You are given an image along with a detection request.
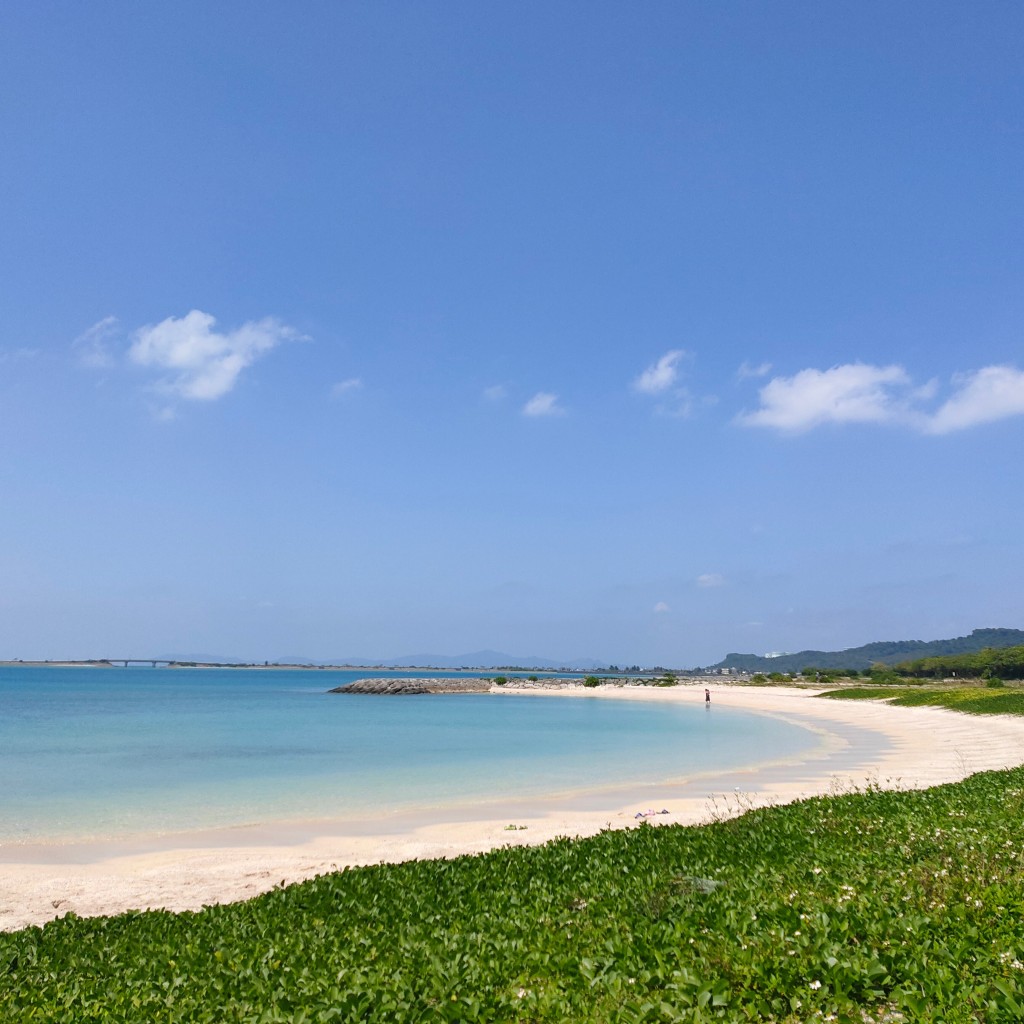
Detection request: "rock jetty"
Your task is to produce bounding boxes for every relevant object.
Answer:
[328,677,495,695]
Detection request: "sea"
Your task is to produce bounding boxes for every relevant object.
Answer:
[0,665,836,846]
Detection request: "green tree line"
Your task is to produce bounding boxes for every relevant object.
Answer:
[895,644,1024,680]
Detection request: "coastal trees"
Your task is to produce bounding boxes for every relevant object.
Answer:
[896,645,1024,681]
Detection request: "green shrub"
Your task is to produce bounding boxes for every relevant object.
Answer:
[582,675,601,687]
[868,668,902,685]
[493,676,508,686]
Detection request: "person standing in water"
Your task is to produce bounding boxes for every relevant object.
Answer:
[705,687,711,706]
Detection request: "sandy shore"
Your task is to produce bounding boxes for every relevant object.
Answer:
[4,683,1024,932]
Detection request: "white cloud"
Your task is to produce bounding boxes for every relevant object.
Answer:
[0,346,39,364]
[633,350,703,417]
[522,391,565,417]
[633,350,686,394]
[128,310,298,400]
[73,316,119,367]
[738,361,1024,435]
[924,365,1024,435]
[664,388,694,418]
[653,601,670,613]
[737,363,912,432]
[737,360,772,380]
[696,573,726,588]
[331,377,363,398]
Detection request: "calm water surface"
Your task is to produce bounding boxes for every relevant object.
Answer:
[0,666,821,843]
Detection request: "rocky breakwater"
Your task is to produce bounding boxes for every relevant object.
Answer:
[328,677,495,695]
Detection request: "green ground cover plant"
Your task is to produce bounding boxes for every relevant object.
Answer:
[6,768,1024,1022]
[819,687,1024,716]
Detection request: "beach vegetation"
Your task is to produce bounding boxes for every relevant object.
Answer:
[7,768,1024,1021]
[868,665,903,684]
[805,646,1024,686]
[819,686,1024,716]
[582,675,602,687]
[894,644,1024,681]
[492,676,508,686]
[710,628,1024,676]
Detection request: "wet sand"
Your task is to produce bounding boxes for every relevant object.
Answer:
[4,684,1024,932]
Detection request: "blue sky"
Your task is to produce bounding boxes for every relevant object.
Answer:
[1,2,1022,666]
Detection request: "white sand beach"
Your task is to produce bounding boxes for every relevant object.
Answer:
[4,683,1024,932]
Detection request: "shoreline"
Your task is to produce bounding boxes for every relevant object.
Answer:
[0,661,589,672]
[4,683,1024,932]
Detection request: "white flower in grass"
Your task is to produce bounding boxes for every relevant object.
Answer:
[809,980,822,990]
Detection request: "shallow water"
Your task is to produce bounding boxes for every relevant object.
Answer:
[0,666,822,843]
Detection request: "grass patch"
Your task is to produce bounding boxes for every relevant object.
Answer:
[819,686,1024,716]
[6,770,1024,1021]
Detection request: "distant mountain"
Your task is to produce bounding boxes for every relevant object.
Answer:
[710,628,1024,674]
[154,650,607,670]
[156,652,249,665]
[331,650,609,671]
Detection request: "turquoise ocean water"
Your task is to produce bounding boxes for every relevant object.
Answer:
[0,666,826,845]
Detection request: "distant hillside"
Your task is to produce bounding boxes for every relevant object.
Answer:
[155,650,608,670]
[711,628,1024,674]
[332,650,609,671]
[156,652,248,665]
